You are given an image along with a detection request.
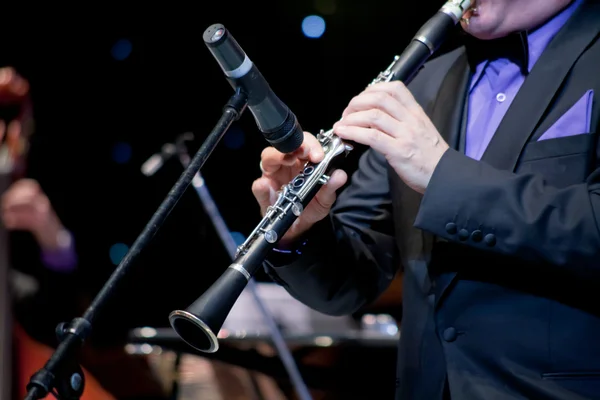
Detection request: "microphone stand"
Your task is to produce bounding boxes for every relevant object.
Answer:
[172,134,312,400]
[24,88,248,400]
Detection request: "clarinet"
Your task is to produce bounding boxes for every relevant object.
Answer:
[231,44,418,260]
[169,0,473,354]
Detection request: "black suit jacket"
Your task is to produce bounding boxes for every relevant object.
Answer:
[266,2,600,399]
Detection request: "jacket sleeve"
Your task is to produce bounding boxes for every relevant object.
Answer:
[265,148,399,316]
[414,148,600,277]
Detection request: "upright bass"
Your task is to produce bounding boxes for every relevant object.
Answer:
[0,145,14,400]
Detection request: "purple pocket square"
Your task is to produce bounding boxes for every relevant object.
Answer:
[538,89,594,141]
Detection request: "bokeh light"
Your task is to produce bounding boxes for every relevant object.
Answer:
[230,231,246,246]
[111,39,132,60]
[302,15,326,39]
[109,243,129,265]
[112,141,132,164]
[223,126,245,150]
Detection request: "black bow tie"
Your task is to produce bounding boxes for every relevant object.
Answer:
[464,31,530,74]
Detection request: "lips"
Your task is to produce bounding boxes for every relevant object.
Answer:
[464,1,478,19]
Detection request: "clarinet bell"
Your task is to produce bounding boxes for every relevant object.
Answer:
[169,266,249,353]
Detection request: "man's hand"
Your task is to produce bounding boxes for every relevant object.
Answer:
[1,179,69,251]
[332,81,449,194]
[252,132,347,246]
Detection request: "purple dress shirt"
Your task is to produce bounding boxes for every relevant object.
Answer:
[465,0,587,161]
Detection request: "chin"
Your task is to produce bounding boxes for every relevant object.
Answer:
[462,25,503,40]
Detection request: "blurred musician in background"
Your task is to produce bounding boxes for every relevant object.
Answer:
[254,0,600,399]
[0,66,114,399]
[0,66,168,400]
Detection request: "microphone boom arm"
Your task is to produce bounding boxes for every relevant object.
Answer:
[24,88,249,400]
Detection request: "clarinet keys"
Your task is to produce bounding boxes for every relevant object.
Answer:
[286,132,352,201]
[237,130,352,258]
[264,230,278,243]
[292,202,303,216]
[303,165,315,175]
[292,176,305,189]
[319,174,330,184]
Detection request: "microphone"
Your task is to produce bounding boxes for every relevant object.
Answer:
[203,24,303,153]
[140,143,177,177]
[141,133,195,176]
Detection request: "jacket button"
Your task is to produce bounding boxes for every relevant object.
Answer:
[484,234,497,247]
[442,327,457,342]
[458,229,469,241]
[471,230,483,242]
[445,222,457,234]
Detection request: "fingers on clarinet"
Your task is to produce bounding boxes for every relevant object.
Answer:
[313,169,348,214]
[251,177,274,214]
[325,169,348,192]
[278,131,323,165]
[301,131,325,163]
[260,147,295,174]
[261,132,324,174]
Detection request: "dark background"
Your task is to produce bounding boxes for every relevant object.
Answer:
[1,0,460,344]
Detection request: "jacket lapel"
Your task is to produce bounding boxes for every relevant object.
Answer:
[480,0,600,171]
[424,51,471,303]
[429,50,471,151]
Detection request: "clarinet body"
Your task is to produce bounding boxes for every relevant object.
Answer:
[168,130,352,352]
[169,0,473,353]
[235,131,353,263]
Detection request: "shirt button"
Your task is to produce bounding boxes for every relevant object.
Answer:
[496,93,507,102]
[442,327,458,342]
